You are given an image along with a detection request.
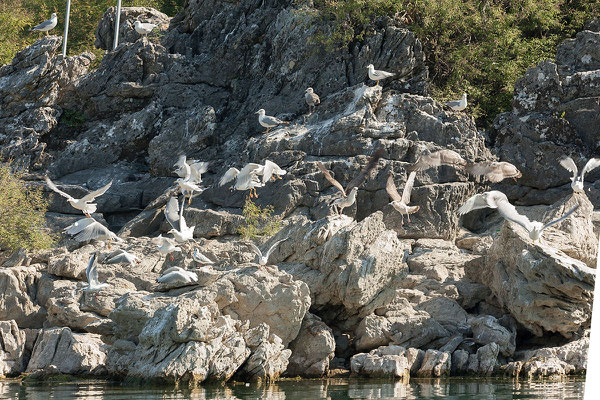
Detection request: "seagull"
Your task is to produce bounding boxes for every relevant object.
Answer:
[174,155,209,184]
[261,160,287,183]
[458,190,580,243]
[192,248,215,265]
[164,197,195,243]
[255,109,289,133]
[85,253,109,291]
[134,20,157,38]
[445,93,468,111]
[64,217,122,248]
[407,149,466,172]
[157,266,198,284]
[560,156,600,193]
[104,249,141,265]
[30,13,57,36]
[317,147,385,215]
[175,161,205,205]
[386,170,420,224]
[465,161,522,183]
[367,64,395,86]
[305,87,320,114]
[246,238,287,266]
[152,235,182,262]
[45,177,112,217]
[219,163,265,198]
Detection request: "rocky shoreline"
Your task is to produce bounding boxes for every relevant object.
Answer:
[0,1,597,384]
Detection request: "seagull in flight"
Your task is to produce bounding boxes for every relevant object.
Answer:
[407,149,466,172]
[261,160,287,183]
[386,170,420,224]
[246,238,287,266]
[64,217,122,248]
[465,161,522,183]
[164,197,195,243]
[367,64,395,86]
[317,147,384,216]
[219,163,264,198]
[458,190,580,243]
[46,177,112,217]
[560,156,600,193]
[85,252,109,291]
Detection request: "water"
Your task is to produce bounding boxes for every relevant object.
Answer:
[0,378,585,399]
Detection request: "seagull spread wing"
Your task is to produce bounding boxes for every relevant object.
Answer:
[493,194,533,232]
[262,160,276,183]
[581,158,600,179]
[458,191,504,215]
[64,217,96,235]
[80,181,112,202]
[346,147,385,192]
[73,220,116,242]
[164,197,181,231]
[385,172,402,202]
[46,177,74,200]
[219,167,239,186]
[465,162,490,177]
[86,253,99,286]
[317,161,346,196]
[246,242,263,258]
[174,155,187,170]
[542,204,580,231]
[560,157,578,181]
[189,161,209,183]
[401,171,417,204]
[264,238,287,261]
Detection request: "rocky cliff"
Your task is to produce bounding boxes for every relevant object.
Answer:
[0,1,596,382]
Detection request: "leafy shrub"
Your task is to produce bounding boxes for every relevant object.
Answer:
[237,198,282,240]
[0,163,54,251]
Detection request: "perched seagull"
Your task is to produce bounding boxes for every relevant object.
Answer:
[445,93,468,111]
[104,249,141,265]
[134,20,157,38]
[305,87,320,114]
[560,156,600,193]
[255,109,289,133]
[386,171,420,224]
[164,197,195,243]
[407,149,466,172]
[64,218,122,248]
[85,253,109,291]
[317,147,385,215]
[367,64,395,86]
[458,190,580,243]
[192,248,215,265]
[157,267,198,284]
[45,177,112,217]
[219,163,265,198]
[30,13,57,36]
[261,160,287,183]
[465,161,522,183]
[152,235,182,262]
[247,238,287,266]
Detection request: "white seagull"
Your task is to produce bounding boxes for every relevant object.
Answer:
[465,161,522,183]
[407,149,466,172]
[30,13,57,36]
[46,177,112,217]
[305,87,320,114]
[367,64,395,86]
[386,170,420,224]
[247,238,287,266]
[64,218,122,248]
[261,160,287,183]
[458,190,580,243]
[85,253,109,291]
[152,235,182,261]
[192,248,215,265]
[445,93,468,111]
[255,109,289,133]
[164,197,195,243]
[219,163,265,198]
[134,20,157,38]
[560,156,600,193]
[174,155,209,183]
[157,266,198,284]
[175,160,205,205]
[104,249,141,265]
[317,147,384,216]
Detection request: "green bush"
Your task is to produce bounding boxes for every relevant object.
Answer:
[0,163,54,251]
[0,0,185,66]
[313,0,600,126]
[237,198,282,240]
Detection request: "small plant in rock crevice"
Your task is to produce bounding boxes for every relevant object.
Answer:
[237,197,282,240]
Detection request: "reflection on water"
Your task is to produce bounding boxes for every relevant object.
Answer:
[0,378,585,399]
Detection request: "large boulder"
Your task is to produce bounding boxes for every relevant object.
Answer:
[0,266,46,328]
[0,320,26,377]
[286,313,335,378]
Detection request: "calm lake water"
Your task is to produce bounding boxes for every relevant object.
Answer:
[0,378,585,399]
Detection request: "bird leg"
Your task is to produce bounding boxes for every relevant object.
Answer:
[188,194,192,205]
[376,80,379,87]
[170,253,174,261]
[265,127,271,133]
[84,212,92,218]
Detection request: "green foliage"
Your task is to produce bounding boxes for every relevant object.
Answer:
[0,163,54,252]
[237,198,282,240]
[0,0,185,66]
[60,108,86,127]
[313,0,600,126]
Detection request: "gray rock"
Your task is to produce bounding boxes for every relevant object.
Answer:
[470,315,515,357]
[451,349,469,375]
[0,266,46,328]
[415,349,451,377]
[286,313,335,378]
[95,7,170,51]
[466,343,499,376]
[0,320,26,377]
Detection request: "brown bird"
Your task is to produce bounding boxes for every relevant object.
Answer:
[305,87,320,114]
[386,170,420,225]
[317,147,385,215]
[465,161,522,183]
[407,149,466,172]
